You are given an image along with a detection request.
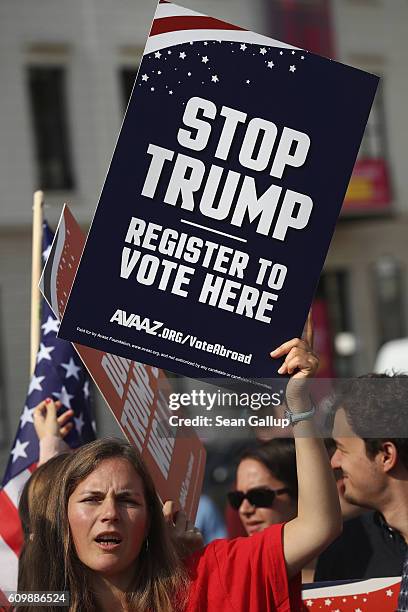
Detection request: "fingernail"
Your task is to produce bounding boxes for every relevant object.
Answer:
[270,349,277,355]
[45,397,52,404]
[277,366,284,374]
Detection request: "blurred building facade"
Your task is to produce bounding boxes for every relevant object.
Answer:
[0,0,407,469]
[275,0,408,379]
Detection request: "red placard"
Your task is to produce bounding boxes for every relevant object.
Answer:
[40,205,206,520]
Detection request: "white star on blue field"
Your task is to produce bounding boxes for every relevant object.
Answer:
[137,41,308,105]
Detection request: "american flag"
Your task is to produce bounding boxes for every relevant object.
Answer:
[0,221,95,594]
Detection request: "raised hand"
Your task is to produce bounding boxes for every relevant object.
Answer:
[163,500,204,558]
[270,311,318,409]
[33,398,74,440]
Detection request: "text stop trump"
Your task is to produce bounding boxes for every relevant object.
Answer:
[141,96,313,241]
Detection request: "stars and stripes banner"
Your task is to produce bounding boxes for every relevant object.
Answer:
[57,0,379,387]
[145,0,298,53]
[0,221,95,594]
[301,576,401,611]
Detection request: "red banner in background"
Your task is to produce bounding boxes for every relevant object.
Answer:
[342,159,392,214]
[269,0,334,57]
[312,298,335,378]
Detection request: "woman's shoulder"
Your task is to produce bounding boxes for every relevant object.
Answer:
[183,524,296,612]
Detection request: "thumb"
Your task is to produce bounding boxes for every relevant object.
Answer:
[163,500,175,523]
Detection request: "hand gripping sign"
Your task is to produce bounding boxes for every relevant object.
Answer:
[40,205,206,520]
[57,1,379,385]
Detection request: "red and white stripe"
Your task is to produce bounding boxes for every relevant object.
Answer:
[144,0,298,55]
[303,576,401,599]
[302,576,401,611]
[0,466,35,593]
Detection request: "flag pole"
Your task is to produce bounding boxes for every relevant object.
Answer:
[30,190,44,376]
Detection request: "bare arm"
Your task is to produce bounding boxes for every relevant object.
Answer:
[271,316,342,579]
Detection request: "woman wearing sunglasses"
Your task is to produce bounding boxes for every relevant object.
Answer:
[229,438,298,536]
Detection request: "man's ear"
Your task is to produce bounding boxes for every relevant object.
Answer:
[379,441,398,473]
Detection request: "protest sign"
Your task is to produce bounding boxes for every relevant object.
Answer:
[301,576,401,610]
[40,204,206,520]
[58,0,379,384]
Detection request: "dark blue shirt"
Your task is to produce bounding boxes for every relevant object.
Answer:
[315,511,406,582]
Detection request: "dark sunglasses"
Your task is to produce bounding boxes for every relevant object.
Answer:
[227,486,291,510]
